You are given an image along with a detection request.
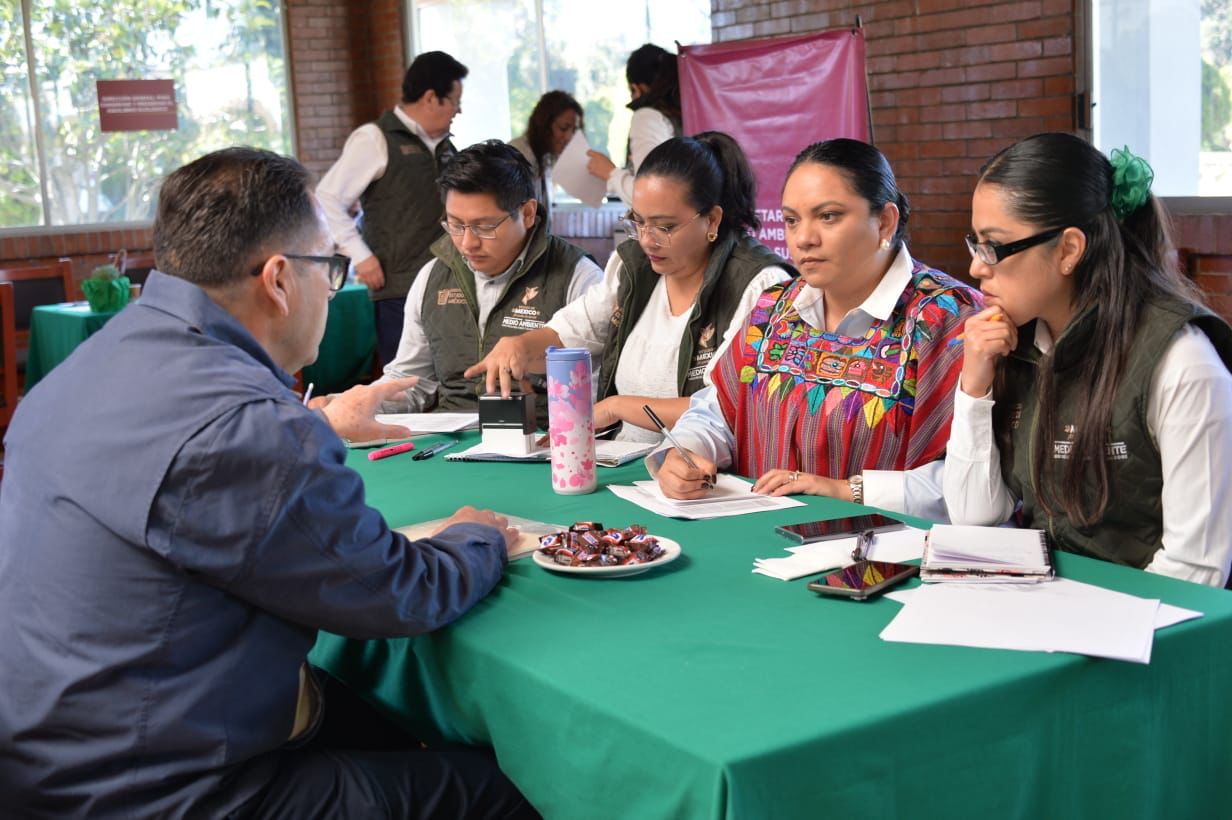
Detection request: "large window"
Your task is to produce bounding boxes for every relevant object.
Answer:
[408,0,710,167]
[1092,0,1232,196]
[0,0,294,230]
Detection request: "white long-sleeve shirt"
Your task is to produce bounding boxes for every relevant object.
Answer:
[316,107,447,266]
[375,251,603,411]
[943,322,1232,587]
[644,246,952,522]
[605,107,677,207]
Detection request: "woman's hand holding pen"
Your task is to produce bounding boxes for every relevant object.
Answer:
[959,307,1017,398]
[658,448,717,500]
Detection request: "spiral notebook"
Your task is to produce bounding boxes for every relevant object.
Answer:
[920,525,1054,583]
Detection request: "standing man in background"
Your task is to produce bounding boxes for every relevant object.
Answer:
[318,50,468,365]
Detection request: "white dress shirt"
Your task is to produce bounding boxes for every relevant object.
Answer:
[375,249,603,411]
[316,107,447,265]
[605,108,677,207]
[646,246,952,522]
[943,322,1232,587]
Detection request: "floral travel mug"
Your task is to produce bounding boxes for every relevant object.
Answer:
[545,347,596,495]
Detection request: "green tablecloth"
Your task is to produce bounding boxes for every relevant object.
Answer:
[24,302,120,388]
[311,436,1232,819]
[24,283,375,394]
[300,282,376,394]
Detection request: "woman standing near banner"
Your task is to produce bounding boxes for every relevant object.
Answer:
[652,139,981,520]
[586,43,682,207]
[465,132,792,442]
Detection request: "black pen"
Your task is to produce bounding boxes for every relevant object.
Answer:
[411,440,457,461]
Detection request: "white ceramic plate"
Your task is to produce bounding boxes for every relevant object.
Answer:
[532,536,682,577]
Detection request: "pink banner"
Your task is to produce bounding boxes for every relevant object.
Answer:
[679,29,870,259]
[97,79,178,132]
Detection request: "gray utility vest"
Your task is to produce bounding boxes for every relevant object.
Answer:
[359,110,456,302]
[1000,298,1232,575]
[597,233,791,402]
[420,217,586,427]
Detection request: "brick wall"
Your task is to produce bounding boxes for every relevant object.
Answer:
[710,0,1232,320]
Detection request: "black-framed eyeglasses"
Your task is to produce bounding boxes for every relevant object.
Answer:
[964,227,1063,266]
[621,211,704,247]
[284,253,350,296]
[441,213,514,241]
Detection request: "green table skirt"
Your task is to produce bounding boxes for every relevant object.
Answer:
[301,282,376,394]
[25,303,120,388]
[311,435,1232,819]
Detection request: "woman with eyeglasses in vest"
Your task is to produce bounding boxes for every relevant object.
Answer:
[466,132,793,443]
[945,132,1232,587]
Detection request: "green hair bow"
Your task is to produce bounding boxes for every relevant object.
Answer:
[1109,146,1154,220]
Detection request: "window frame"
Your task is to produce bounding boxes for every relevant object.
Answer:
[0,0,298,236]
[1080,0,1232,213]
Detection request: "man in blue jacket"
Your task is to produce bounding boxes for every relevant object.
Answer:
[0,147,536,818]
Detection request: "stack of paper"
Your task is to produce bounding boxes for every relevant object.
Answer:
[921,524,1053,582]
[753,528,926,580]
[607,474,806,520]
[879,578,1203,664]
[375,412,479,433]
[395,513,564,560]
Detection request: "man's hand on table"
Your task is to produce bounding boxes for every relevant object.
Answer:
[434,507,520,557]
[318,378,417,443]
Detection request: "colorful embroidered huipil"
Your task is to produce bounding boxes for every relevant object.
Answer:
[713,261,980,480]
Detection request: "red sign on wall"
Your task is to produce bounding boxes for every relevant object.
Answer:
[97,79,178,132]
[679,30,870,260]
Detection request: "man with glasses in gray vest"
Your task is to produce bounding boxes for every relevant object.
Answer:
[344,140,602,427]
[318,51,468,367]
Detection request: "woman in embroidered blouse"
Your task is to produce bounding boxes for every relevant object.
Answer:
[653,139,981,520]
[943,133,1232,586]
[465,132,792,442]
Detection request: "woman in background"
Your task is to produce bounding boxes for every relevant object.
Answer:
[467,132,792,443]
[509,90,583,221]
[653,139,981,520]
[586,43,681,207]
[944,132,1232,586]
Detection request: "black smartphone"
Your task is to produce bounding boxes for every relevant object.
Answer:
[775,513,904,545]
[806,560,918,601]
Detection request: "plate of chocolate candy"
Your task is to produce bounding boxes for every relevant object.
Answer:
[533,521,681,577]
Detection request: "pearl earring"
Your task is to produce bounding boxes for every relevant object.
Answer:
[880,238,892,251]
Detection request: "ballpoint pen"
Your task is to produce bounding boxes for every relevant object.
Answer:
[411,440,457,461]
[642,405,713,488]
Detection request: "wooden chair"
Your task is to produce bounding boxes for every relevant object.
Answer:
[0,281,18,431]
[119,249,157,287]
[0,258,76,351]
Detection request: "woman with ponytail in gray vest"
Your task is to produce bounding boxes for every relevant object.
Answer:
[945,132,1232,587]
[466,132,793,443]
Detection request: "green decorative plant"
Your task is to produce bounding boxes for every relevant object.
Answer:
[81,262,131,313]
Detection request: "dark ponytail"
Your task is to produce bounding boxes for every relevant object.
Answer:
[636,131,760,239]
[786,138,910,247]
[977,132,1202,527]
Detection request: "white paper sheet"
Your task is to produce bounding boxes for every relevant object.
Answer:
[883,580,1203,632]
[880,578,1167,663]
[396,513,564,560]
[607,474,806,520]
[445,439,654,467]
[553,131,608,208]
[754,528,927,581]
[375,413,479,433]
